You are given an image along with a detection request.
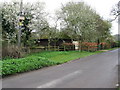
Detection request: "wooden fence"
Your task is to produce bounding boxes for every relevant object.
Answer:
[29,45,75,53]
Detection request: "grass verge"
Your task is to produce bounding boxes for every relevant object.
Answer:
[28,51,104,63]
[1,50,110,76]
[104,47,119,50]
[2,57,59,76]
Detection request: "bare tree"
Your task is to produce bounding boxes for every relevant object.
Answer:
[110,1,120,21]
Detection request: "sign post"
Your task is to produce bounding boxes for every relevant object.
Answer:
[18,0,24,47]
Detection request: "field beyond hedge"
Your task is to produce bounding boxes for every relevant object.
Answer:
[2,50,105,76]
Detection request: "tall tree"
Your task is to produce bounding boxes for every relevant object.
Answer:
[2,1,47,47]
[2,2,19,44]
[57,2,98,50]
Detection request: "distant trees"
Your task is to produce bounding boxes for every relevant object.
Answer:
[110,1,120,21]
[56,2,112,51]
[110,1,120,22]
[1,0,114,57]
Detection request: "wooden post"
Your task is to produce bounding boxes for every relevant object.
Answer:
[54,46,56,51]
[58,46,59,51]
[64,46,66,51]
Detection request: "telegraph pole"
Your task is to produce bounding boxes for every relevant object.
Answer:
[18,0,23,47]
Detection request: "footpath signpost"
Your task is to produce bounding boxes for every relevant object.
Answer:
[18,0,24,47]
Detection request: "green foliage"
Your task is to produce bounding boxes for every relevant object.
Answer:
[2,2,18,44]
[1,1,47,47]
[58,2,97,41]
[2,56,58,76]
[57,2,112,44]
[27,51,104,63]
[115,41,120,47]
[2,50,104,76]
[21,15,32,46]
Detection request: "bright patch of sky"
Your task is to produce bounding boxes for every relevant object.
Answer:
[1,0,119,35]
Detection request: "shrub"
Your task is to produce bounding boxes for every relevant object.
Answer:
[115,41,120,47]
[2,44,26,59]
[2,57,58,76]
[82,42,98,51]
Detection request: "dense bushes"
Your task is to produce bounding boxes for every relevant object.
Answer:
[2,43,26,59]
[81,42,112,51]
[114,41,120,47]
[2,57,59,76]
[81,42,98,52]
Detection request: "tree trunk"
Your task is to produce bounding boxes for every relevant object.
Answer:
[78,36,83,52]
[54,40,57,51]
[64,45,66,51]
[78,40,81,52]
[48,38,51,51]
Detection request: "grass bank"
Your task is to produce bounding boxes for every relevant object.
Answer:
[2,50,106,76]
[28,51,104,63]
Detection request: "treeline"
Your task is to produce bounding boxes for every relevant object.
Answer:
[1,1,115,58]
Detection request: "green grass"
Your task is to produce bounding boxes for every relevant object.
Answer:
[103,47,119,51]
[27,50,104,63]
[1,50,107,76]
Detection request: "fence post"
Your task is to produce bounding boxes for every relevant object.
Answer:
[64,46,66,51]
[54,46,55,51]
[45,46,47,51]
[58,46,59,51]
[88,46,89,52]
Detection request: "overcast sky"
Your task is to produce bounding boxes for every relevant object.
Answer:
[2,0,119,35]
